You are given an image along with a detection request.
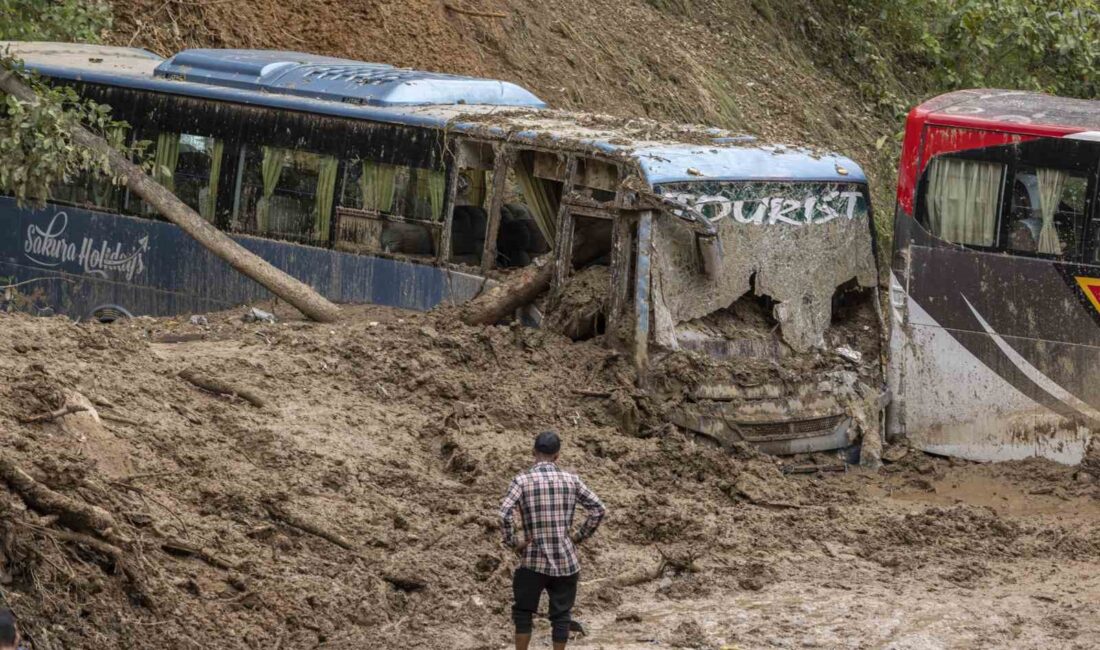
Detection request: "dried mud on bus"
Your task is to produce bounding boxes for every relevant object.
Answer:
[889,89,1100,466]
[0,43,888,462]
[602,173,886,463]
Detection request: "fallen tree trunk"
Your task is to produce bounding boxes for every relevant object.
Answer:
[462,236,606,326]
[0,69,342,324]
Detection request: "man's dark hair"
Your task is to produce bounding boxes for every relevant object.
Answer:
[534,430,561,455]
[0,607,17,645]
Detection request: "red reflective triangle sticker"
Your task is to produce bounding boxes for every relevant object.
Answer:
[1075,276,1100,314]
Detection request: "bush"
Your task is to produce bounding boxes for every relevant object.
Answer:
[0,0,112,42]
[802,0,1099,118]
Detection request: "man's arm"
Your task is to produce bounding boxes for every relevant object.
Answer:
[573,477,606,544]
[499,476,523,549]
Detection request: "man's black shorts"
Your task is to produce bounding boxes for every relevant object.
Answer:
[511,567,579,643]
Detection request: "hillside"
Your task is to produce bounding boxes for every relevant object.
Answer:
[106,0,899,218]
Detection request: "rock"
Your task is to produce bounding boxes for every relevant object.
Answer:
[242,307,276,324]
[668,619,710,648]
[835,345,862,363]
[189,315,208,326]
[882,444,910,463]
[1074,471,1095,484]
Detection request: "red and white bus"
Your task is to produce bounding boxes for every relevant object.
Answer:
[889,89,1100,464]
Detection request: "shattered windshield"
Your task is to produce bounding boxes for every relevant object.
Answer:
[648,180,878,353]
[657,181,870,227]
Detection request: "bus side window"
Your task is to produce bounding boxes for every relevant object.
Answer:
[335,159,443,258]
[1004,168,1088,258]
[231,145,338,245]
[496,151,561,268]
[50,126,127,212]
[127,131,227,224]
[921,156,1005,247]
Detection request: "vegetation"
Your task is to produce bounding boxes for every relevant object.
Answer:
[0,0,139,207]
[0,0,111,43]
[804,0,1100,118]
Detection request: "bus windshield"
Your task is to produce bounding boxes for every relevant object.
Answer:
[653,180,878,352]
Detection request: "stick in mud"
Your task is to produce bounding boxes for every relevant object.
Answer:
[18,404,89,424]
[0,454,118,537]
[178,368,267,408]
[266,502,359,552]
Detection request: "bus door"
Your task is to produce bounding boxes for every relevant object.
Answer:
[893,131,1100,463]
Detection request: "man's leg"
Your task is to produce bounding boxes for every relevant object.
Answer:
[546,572,579,649]
[512,567,545,650]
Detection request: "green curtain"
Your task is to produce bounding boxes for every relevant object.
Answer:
[314,155,338,242]
[201,139,225,223]
[153,132,181,193]
[359,161,397,212]
[415,168,446,221]
[258,147,288,233]
[515,155,557,245]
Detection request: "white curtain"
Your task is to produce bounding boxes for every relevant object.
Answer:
[926,158,1003,246]
[1036,168,1066,255]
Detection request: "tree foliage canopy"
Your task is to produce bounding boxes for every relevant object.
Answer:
[800,0,1099,117]
[0,0,111,43]
[0,0,140,206]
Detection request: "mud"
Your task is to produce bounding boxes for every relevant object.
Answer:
[0,305,1095,649]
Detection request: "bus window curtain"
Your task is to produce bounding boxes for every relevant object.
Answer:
[359,161,397,212]
[926,157,1002,247]
[258,146,288,233]
[201,139,225,223]
[1036,168,1067,255]
[515,156,557,246]
[154,132,180,194]
[314,155,338,243]
[416,168,446,220]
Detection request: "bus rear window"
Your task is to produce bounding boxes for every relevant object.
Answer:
[923,157,1005,247]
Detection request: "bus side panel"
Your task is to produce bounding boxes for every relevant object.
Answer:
[1,198,486,319]
[898,240,1100,464]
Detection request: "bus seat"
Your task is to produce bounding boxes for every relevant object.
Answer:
[451,205,487,256]
[381,221,433,256]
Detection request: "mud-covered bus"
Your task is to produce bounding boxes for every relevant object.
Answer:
[1,43,884,457]
[889,89,1100,464]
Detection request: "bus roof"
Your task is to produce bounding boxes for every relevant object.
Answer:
[914,89,1100,136]
[3,42,866,185]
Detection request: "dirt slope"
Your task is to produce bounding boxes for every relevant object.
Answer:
[0,306,1097,648]
[105,0,898,213]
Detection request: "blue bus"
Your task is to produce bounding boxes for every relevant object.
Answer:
[1,42,883,456]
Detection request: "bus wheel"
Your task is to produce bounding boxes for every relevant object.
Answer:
[89,304,133,324]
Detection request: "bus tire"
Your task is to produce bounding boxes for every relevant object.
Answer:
[89,304,133,323]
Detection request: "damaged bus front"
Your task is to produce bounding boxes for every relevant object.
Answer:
[633,146,885,458]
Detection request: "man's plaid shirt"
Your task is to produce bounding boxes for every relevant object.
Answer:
[499,461,606,577]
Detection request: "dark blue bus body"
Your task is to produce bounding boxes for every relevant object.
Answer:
[1,197,485,319]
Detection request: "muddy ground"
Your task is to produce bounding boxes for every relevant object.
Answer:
[0,304,1096,649]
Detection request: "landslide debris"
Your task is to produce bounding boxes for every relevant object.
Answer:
[0,306,1096,648]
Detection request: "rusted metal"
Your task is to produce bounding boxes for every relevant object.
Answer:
[551,157,579,296]
[607,213,633,337]
[480,145,513,274]
[437,159,459,263]
[633,210,653,382]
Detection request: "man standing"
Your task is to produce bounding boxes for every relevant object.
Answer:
[499,431,606,650]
